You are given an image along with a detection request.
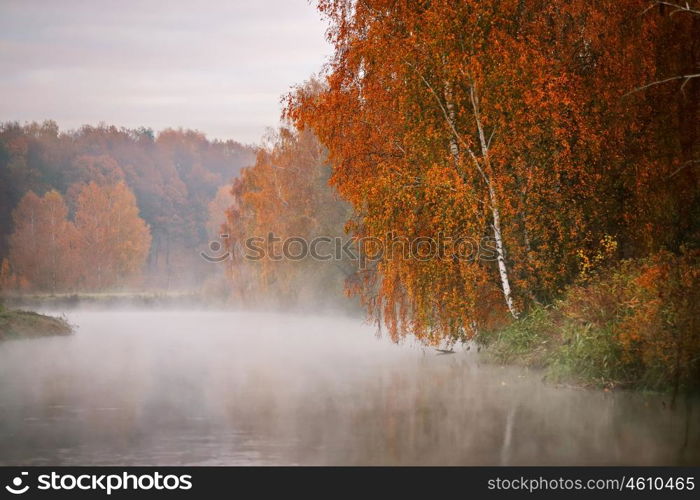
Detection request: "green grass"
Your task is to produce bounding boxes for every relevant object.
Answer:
[478,306,557,369]
[478,305,638,390]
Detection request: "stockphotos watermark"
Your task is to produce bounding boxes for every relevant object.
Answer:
[4,470,192,495]
[201,232,500,268]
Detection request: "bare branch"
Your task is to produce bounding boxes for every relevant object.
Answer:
[641,1,700,16]
[403,60,492,190]
[623,73,700,97]
[669,159,700,178]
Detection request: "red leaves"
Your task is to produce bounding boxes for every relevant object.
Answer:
[279,0,698,342]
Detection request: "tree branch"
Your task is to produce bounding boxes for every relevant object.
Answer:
[623,73,700,97]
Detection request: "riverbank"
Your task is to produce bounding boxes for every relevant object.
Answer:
[0,306,72,341]
[477,306,629,390]
[477,253,700,396]
[2,291,206,311]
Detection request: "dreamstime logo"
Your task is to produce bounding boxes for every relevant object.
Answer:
[201,232,500,269]
[5,472,29,495]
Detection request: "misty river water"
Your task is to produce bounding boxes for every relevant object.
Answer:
[0,310,697,465]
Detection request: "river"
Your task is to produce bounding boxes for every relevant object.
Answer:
[0,310,696,465]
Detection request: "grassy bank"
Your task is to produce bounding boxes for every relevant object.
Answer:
[477,305,632,389]
[477,251,700,396]
[0,305,72,341]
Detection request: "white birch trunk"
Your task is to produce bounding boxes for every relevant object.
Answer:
[488,188,519,318]
[416,68,520,319]
[471,86,519,319]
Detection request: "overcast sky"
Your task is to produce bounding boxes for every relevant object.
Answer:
[0,0,332,144]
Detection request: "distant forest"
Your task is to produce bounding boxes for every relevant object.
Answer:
[0,121,255,289]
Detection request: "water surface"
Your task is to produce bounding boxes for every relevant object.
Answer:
[0,310,696,465]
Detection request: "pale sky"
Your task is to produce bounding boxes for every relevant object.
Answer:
[0,0,332,144]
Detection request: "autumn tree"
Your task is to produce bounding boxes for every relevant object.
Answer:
[286,0,698,342]
[65,154,125,209]
[207,185,235,239]
[73,182,151,290]
[8,190,77,291]
[225,121,350,307]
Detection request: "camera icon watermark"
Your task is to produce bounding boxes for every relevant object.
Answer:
[5,472,29,495]
[200,234,232,263]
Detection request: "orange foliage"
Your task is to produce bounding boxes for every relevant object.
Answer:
[73,182,151,290]
[7,182,151,292]
[8,190,77,291]
[285,0,699,342]
[224,122,349,307]
[560,250,699,389]
[615,251,700,389]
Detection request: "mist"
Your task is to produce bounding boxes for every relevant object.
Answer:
[0,308,696,465]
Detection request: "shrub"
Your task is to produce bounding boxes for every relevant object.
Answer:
[480,250,700,393]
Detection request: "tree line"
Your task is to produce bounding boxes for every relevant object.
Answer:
[0,122,254,291]
[3,183,150,291]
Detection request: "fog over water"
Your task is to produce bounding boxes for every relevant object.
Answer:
[0,310,697,465]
